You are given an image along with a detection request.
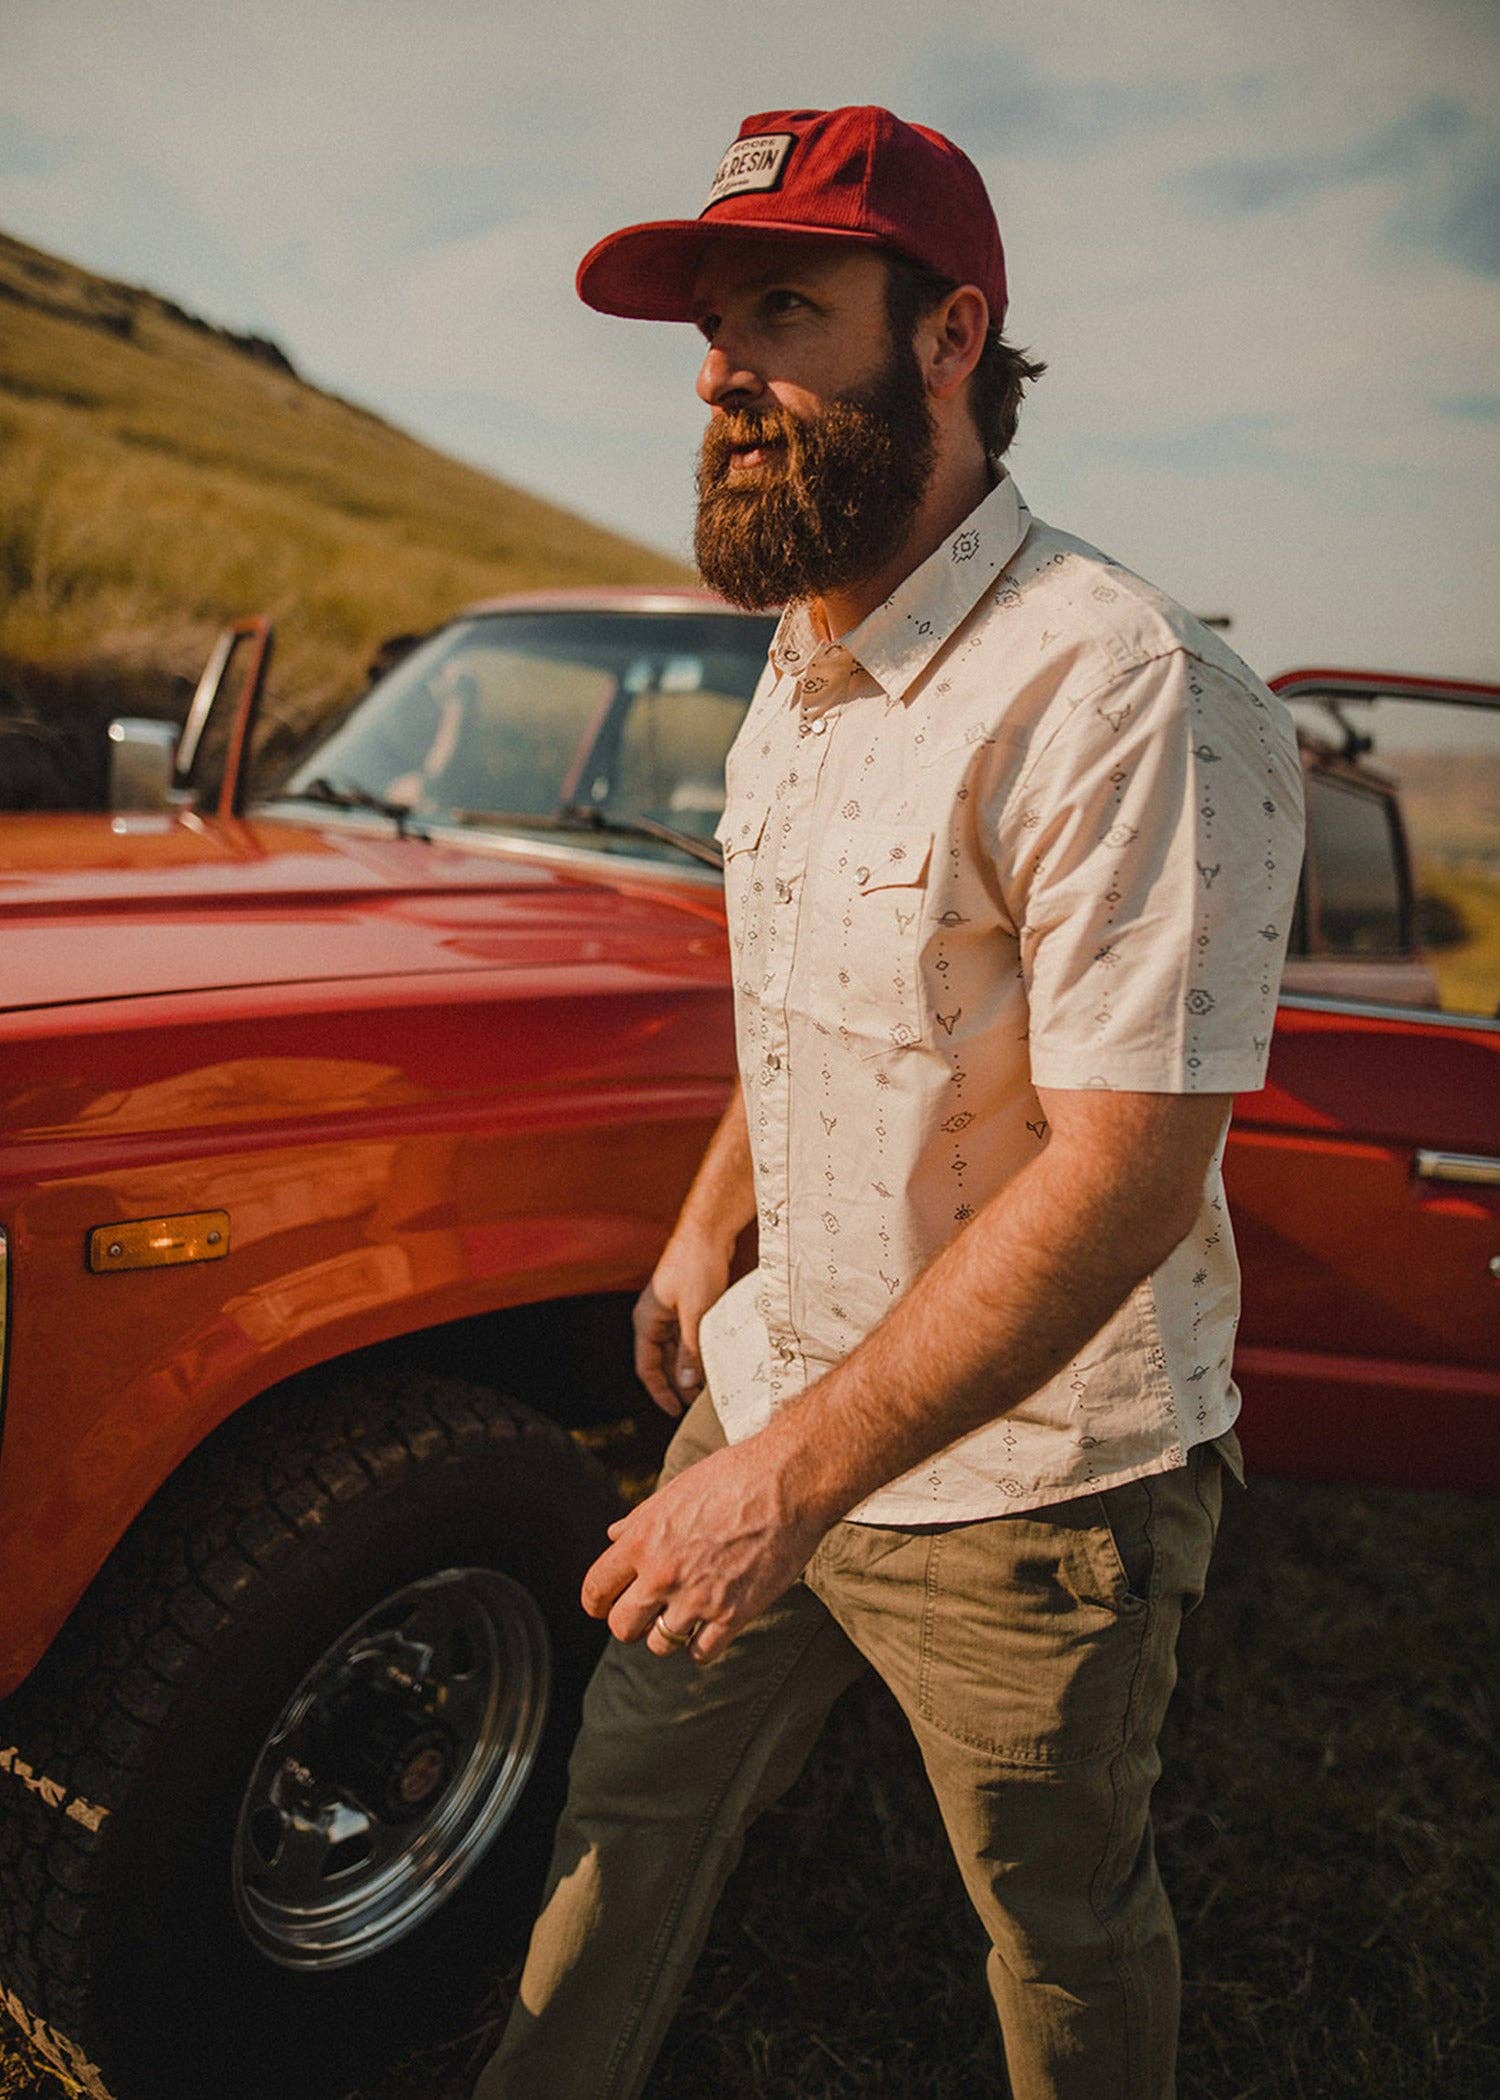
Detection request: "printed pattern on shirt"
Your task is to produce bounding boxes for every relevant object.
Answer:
[702,473,1306,1524]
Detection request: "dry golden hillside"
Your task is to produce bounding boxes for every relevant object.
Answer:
[0,226,690,779]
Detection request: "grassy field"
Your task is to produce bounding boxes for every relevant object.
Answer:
[0,227,688,755]
[2,1459,1494,2100]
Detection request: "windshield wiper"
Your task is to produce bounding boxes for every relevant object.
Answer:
[277,776,431,840]
[449,804,723,869]
[558,803,725,868]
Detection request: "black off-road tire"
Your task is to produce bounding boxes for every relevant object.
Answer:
[0,1371,621,2099]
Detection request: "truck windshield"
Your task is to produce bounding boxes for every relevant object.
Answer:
[266,609,777,862]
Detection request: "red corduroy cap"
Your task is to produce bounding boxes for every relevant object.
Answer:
[576,106,1007,329]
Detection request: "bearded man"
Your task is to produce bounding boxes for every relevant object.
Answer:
[474,106,1304,2100]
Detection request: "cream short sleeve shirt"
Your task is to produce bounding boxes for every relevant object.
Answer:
[700,471,1306,1524]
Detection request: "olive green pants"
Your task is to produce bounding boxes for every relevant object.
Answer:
[475,1393,1242,2100]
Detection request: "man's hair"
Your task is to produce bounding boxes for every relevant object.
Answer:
[882,252,1045,460]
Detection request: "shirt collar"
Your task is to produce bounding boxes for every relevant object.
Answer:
[769,469,1031,702]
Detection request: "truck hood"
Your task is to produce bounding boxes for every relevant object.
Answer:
[0,810,718,1012]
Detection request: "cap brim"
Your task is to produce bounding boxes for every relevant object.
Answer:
[576,216,891,321]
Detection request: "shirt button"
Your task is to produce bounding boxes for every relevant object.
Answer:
[765,1052,781,1071]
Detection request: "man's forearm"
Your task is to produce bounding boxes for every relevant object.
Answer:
[759,1116,1209,1523]
[672,1081,756,1253]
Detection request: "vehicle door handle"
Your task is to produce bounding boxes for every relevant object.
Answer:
[1413,1150,1500,1187]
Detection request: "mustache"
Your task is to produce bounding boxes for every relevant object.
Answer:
[717,409,790,447]
[698,407,798,484]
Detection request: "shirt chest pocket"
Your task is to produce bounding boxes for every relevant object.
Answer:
[801,822,935,1059]
[713,799,770,950]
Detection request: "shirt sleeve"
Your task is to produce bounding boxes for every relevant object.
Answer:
[992,648,1306,1093]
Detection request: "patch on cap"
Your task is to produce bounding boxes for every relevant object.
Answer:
[703,131,795,209]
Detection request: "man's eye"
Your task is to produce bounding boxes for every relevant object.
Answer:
[764,290,806,316]
[695,314,720,343]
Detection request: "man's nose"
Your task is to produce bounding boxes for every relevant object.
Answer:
[695,336,766,411]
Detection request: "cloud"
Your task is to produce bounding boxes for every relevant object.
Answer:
[1183,98,1469,214]
[1179,95,1500,277]
[0,111,55,182]
[1394,160,1500,276]
[902,50,1189,159]
[0,0,1495,677]
[1436,392,1500,421]
[1097,414,1289,479]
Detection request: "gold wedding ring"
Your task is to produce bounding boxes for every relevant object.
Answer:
[653,1611,698,1649]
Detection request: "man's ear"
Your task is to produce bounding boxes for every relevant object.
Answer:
[923,285,988,402]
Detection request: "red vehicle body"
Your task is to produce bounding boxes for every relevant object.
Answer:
[0,595,1495,2099]
[1230,665,1498,1497]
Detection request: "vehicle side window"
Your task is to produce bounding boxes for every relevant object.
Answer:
[1305,773,1405,956]
[1287,692,1498,1017]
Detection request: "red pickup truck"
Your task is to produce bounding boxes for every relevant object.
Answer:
[1,595,1495,2100]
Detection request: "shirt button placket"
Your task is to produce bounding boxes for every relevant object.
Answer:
[758,656,842,1388]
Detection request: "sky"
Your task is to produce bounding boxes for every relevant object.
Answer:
[1,0,1497,684]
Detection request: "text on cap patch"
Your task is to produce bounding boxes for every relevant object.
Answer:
[703,132,796,210]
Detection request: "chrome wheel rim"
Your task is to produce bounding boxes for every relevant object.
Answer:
[231,1566,551,1970]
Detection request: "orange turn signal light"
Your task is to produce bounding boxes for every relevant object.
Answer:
[87,1211,231,1274]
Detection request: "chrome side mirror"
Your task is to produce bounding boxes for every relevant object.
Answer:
[108,718,179,813]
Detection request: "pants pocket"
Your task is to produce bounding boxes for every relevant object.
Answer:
[917,1498,1151,1767]
[1086,1475,1157,1612]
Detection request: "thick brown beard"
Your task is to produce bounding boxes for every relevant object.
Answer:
[692,337,937,611]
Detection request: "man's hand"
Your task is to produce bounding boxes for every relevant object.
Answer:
[632,1232,732,1417]
[581,1438,829,1663]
